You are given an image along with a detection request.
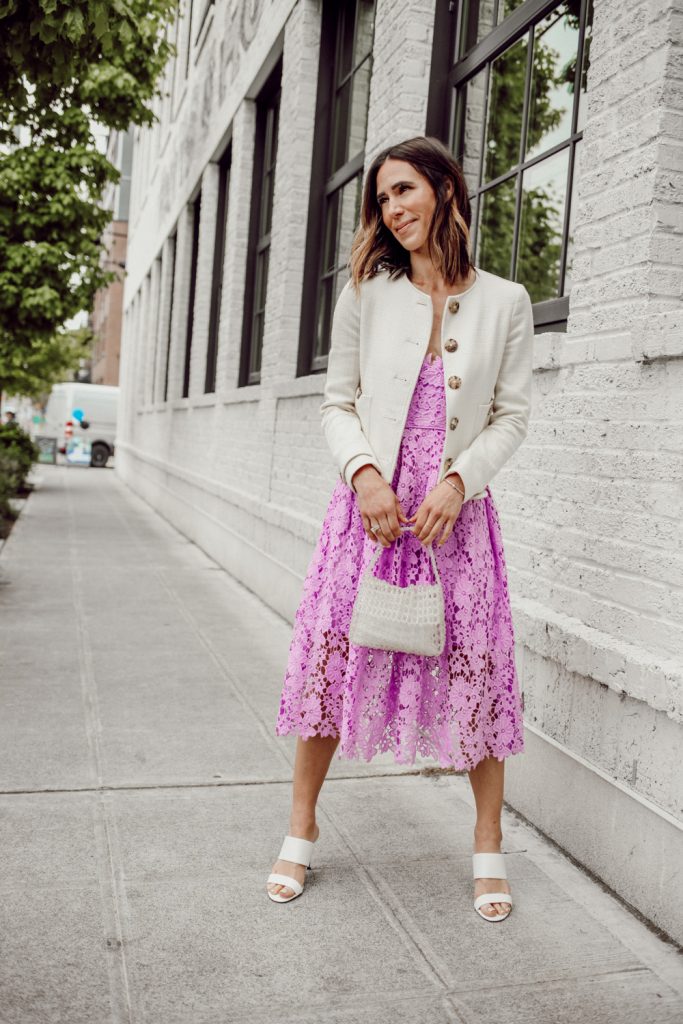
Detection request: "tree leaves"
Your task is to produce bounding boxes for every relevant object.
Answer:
[0,0,177,398]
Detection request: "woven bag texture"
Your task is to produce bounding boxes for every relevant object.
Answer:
[349,526,446,655]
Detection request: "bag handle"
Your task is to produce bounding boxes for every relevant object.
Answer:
[365,523,441,584]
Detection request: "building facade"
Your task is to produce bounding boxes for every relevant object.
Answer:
[117,0,683,941]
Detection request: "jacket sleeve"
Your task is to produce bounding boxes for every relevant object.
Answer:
[319,279,383,492]
[446,284,534,500]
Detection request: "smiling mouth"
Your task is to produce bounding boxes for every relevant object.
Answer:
[396,220,416,234]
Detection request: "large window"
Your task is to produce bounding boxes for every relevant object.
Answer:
[299,0,375,374]
[428,0,594,331]
[182,192,201,398]
[240,60,281,387]
[205,146,231,393]
[163,231,177,402]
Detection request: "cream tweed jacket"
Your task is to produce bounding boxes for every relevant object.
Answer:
[319,265,534,502]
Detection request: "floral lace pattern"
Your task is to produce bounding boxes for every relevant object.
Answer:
[275,354,524,769]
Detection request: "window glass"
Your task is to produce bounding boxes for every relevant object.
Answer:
[453,67,488,185]
[337,174,362,274]
[483,33,528,183]
[457,0,497,60]
[495,0,526,26]
[244,78,280,385]
[517,147,570,302]
[477,177,516,280]
[306,0,375,367]
[526,4,581,161]
[331,1,374,172]
[448,0,593,309]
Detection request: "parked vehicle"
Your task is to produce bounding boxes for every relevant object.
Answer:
[43,383,119,467]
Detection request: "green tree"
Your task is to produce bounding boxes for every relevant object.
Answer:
[0,326,93,402]
[0,0,177,399]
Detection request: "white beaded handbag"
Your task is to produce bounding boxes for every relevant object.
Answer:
[349,524,446,656]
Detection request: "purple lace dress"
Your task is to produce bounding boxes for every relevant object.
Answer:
[275,353,525,770]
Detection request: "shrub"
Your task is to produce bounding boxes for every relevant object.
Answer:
[0,424,40,511]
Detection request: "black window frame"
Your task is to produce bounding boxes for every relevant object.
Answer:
[427,0,593,333]
[150,250,163,404]
[298,0,376,376]
[205,145,231,393]
[182,191,201,399]
[194,0,214,43]
[239,59,282,388]
[163,230,177,402]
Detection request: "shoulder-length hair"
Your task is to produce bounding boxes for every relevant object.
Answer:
[348,135,473,295]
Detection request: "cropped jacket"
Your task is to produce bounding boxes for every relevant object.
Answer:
[319,266,535,502]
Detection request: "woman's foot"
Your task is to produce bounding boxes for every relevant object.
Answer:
[473,828,511,919]
[266,819,320,899]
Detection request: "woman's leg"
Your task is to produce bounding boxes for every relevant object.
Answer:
[467,754,512,917]
[267,733,340,897]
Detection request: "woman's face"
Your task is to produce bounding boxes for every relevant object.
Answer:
[376,157,451,251]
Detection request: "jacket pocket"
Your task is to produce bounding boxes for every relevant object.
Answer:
[477,399,494,431]
[355,392,372,436]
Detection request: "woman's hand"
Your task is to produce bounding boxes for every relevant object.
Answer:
[408,474,465,547]
[352,465,412,547]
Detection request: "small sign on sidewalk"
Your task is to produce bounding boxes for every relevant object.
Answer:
[34,436,57,465]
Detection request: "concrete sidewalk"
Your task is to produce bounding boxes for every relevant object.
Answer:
[1,464,682,1024]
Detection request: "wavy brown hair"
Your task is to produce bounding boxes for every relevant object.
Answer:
[348,135,474,294]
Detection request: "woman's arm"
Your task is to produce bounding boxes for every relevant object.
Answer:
[445,285,534,500]
[319,280,383,491]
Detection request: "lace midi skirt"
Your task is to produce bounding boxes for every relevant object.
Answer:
[275,353,525,770]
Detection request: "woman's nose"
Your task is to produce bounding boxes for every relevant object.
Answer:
[387,198,405,220]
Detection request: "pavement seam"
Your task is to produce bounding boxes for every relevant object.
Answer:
[0,769,429,796]
[67,476,136,1023]
[93,793,136,1024]
[313,797,463,998]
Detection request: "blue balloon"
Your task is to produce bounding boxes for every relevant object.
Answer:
[72,408,84,422]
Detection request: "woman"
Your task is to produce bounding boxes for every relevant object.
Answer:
[267,136,534,922]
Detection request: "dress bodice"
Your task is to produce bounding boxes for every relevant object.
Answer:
[404,354,445,431]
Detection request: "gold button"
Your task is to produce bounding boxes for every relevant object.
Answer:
[448,299,460,314]
[449,416,459,430]
[448,375,462,389]
[444,338,458,353]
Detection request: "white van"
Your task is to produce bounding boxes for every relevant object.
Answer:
[43,383,119,467]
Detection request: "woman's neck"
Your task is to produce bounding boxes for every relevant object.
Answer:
[408,252,474,292]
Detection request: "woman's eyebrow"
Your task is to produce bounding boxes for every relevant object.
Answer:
[376,180,413,199]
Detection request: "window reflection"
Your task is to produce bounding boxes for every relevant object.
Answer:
[496,0,527,26]
[483,34,528,182]
[478,177,516,280]
[517,148,569,302]
[331,0,374,173]
[453,67,487,185]
[451,0,593,307]
[314,174,363,360]
[527,4,580,161]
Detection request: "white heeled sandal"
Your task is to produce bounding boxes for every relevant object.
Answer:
[472,852,513,922]
[267,834,317,903]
